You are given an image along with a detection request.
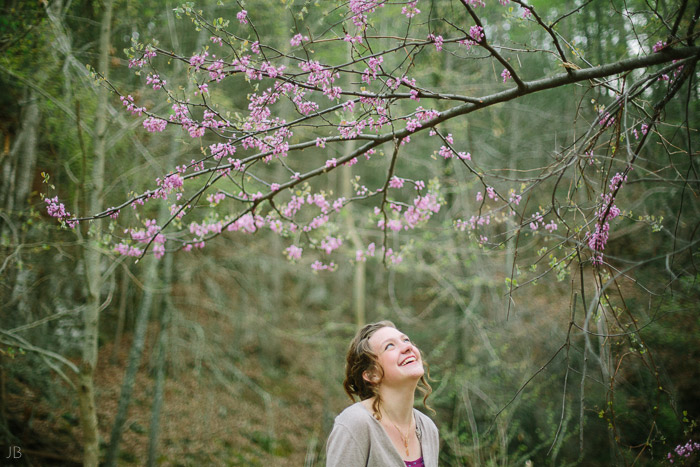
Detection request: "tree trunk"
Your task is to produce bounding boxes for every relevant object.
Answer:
[104,254,158,467]
[147,253,173,467]
[79,1,113,465]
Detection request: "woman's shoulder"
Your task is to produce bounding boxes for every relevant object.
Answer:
[334,401,374,427]
[413,408,439,436]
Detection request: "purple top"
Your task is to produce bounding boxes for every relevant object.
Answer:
[405,457,425,467]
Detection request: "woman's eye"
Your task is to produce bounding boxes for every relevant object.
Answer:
[385,343,394,350]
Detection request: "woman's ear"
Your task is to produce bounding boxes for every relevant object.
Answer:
[362,370,378,384]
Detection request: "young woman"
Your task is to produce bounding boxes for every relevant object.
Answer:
[326,321,439,467]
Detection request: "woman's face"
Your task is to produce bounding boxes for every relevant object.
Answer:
[366,326,424,387]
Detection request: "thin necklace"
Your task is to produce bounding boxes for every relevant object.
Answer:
[387,416,412,457]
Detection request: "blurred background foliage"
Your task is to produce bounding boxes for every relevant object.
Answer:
[1,0,698,465]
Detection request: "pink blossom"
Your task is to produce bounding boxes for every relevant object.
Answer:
[501,68,511,83]
[290,33,309,46]
[189,52,208,70]
[486,186,497,200]
[545,220,558,232]
[321,235,343,254]
[406,118,422,132]
[325,158,337,169]
[114,243,143,257]
[285,245,303,260]
[652,40,666,53]
[210,36,223,46]
[120,95,146,116]
[143,117,167,133]
[311,260,336,271]
[476,192,483,201]
[389,176,405,189]
[237,10,248,24]
[251,41,260,54]
[146,74,165,90]
[522,7,532,18]
[270,183,281,192]
[402,1,420,17]
[469,25,484,42]
[428,34,444,52]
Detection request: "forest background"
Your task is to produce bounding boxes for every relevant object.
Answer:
[1,0,699,465]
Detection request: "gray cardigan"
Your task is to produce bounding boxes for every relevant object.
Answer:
[326,402,439,467]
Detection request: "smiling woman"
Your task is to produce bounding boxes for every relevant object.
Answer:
[326,321,439,467]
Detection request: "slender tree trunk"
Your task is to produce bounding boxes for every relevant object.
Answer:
[79,1,113,465]
[147,253,173,467]
[104,254,159,467]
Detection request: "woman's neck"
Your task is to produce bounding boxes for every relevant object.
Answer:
[377,384,416,426]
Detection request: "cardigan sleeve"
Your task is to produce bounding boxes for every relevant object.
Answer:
[325,422,368,467]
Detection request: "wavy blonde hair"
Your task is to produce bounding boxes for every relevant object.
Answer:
[342,320,433,419]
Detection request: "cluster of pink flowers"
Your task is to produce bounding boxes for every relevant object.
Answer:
[44,196,77,228]
[290,33,309,46]
[128,48,155,69]
[189,51,209,71]
[206,192,226,206]
[158,173,184,195]
[389,176,405,189]
[209,142,236,161]
[667,439,699,464]
[320,235,343,254]
[143,116,167,133]
[377,192,441,232]
[438,145,470,160]
[402,1,420,18]
[459,26,484,50]
[207,59,226,82]
[455,214,490,231]
[529,211,544,230]
[588,172,627,265]
[344,34,363,44]
[598,108,615,128]
[118,219,166,258]
[120,95,145,116]
[406,118,422,132]
[311,260,337,271]
[362,56,383,84]
[299,60,341,100]
[237,10,248,24]
[285,245,303,260]
[428,34,443,52]
[347,0,383,28]
[355,242,402,265]
[501,68,511,82]
[653,40,666,53]
[146,74,165,90]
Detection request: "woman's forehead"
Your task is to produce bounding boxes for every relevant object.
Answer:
[369,326,406,348]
